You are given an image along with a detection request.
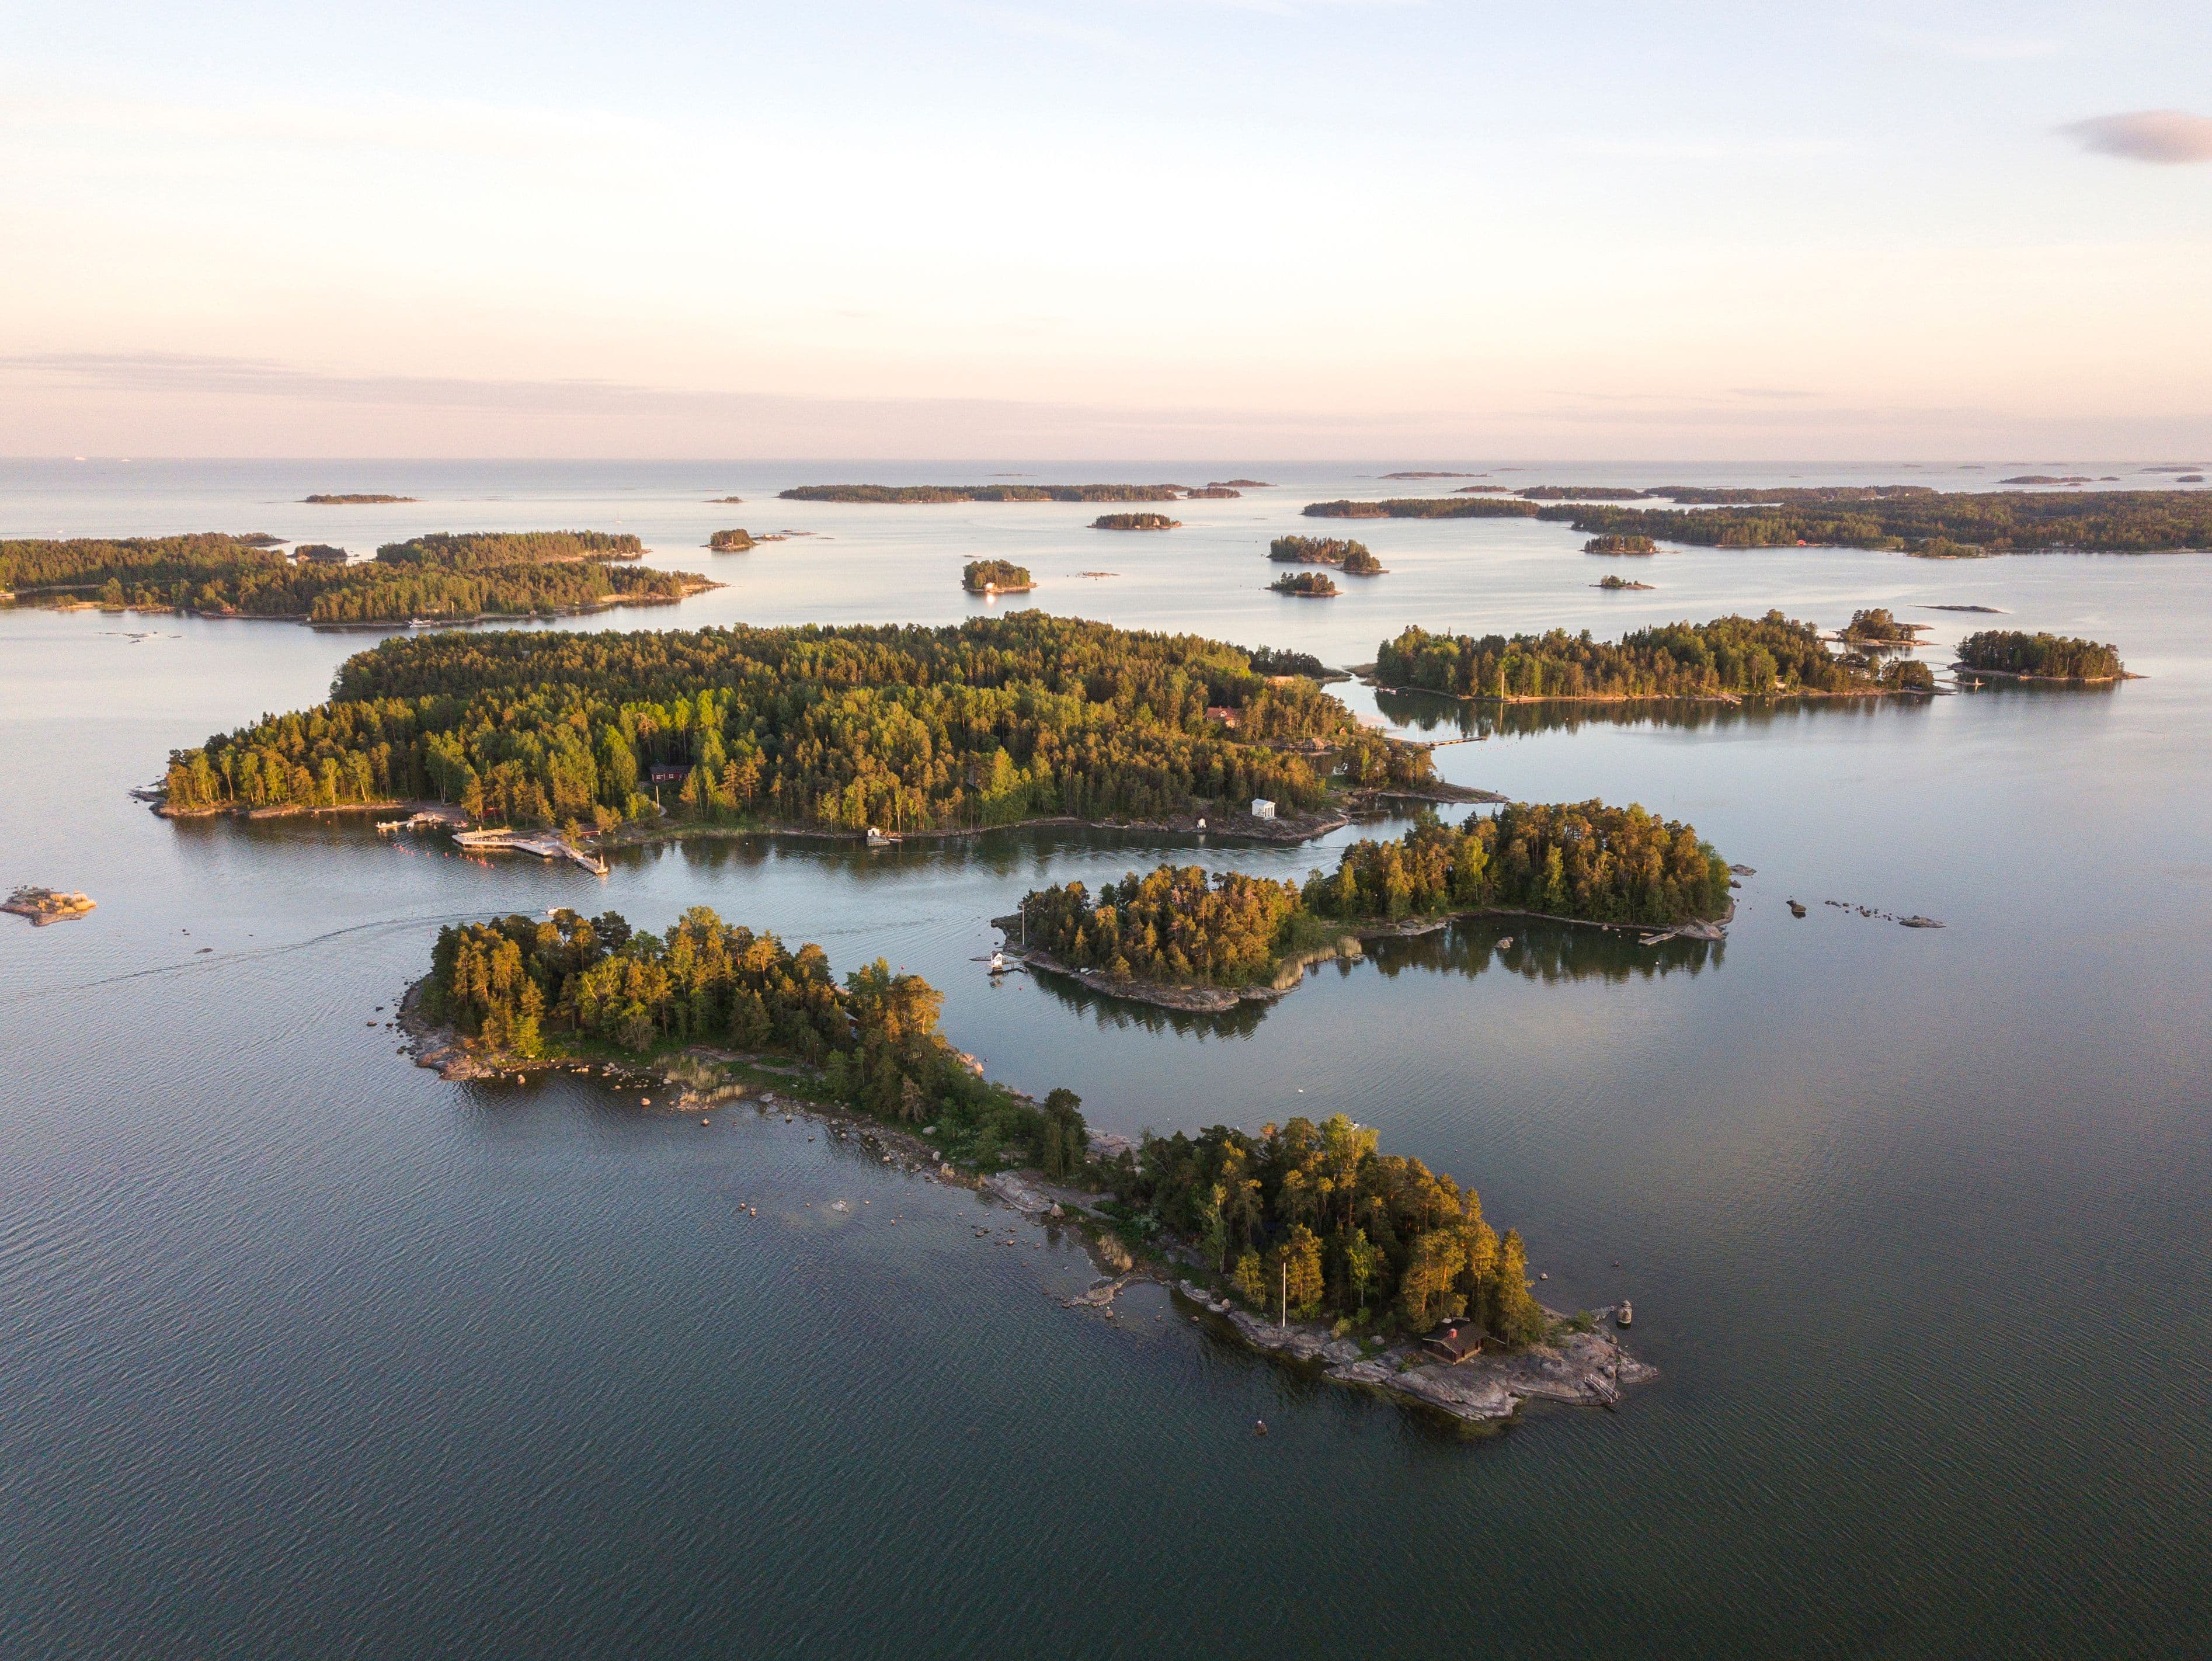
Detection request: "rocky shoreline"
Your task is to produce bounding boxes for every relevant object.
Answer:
[397,988,1653,1434]
[4,886,96,926]
[976,1170,1654,1429]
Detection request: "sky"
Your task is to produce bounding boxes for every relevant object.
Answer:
[2,1,2208,460]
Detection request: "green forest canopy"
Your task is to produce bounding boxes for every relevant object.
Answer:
[1018,801,1731,988]
[1270,571,1338,597]
[1375,612,1934,700]
[160,614,1435,829]
[962,559,1033,591]
[1,530,700,625]
[1956,630,2124,679]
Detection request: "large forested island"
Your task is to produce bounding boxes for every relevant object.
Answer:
[304,493,415,504]
[158,615,1435,829]
[1376,612,1934,701]
[1,531,714,626]
[412,904,1637,1419]
[1956,630,2126,681]
[1092,513,1180,531]
[1008,802,1729,1009]
[1305,488,2212,556]
[780,484,1187,503]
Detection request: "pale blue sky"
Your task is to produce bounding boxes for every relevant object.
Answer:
[3,1,2207,457]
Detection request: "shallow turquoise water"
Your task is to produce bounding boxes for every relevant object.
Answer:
[2,463,2207,1656]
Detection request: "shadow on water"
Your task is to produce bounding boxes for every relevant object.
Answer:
[1372,685,1935,741]
[1025,918,1720,1035]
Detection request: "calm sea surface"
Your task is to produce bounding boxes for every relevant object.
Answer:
[2,461,2208,1657]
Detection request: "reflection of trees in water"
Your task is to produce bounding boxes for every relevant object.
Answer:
[1372,686,1928,741]
[660,823,1305,886]
[1953,676,2120,705]
[1366,919,1719,984]
[1022,963,1274,1040]
[1025,917,1719,1034]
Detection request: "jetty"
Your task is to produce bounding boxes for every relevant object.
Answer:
[452,827,609,875]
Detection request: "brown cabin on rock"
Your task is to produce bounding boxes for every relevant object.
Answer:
[648,765,688,786]
[1423,1323,1483,1364]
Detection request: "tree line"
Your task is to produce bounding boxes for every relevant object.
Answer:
[159,615,1435,830]
[1299,488,2211,554]
[1375,612,1933,700]
[1956,630,2124,679]
[1018,800,1731,988]
[1104,1114,1550,1341]
[1269,536,1383,574]
[425,905,1090,1177]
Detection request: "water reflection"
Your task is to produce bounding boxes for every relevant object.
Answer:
[1372,684,1934,740]
[1025,916,1719,1035]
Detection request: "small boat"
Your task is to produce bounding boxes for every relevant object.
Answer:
[989,950,1006,975]
[865,826,902,847]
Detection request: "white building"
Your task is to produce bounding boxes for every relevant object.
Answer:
[1250,797,1275,820]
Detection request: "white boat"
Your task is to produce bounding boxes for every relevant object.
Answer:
[865,826,902,847]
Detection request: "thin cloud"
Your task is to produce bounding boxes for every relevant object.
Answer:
[2061,110,2212,165]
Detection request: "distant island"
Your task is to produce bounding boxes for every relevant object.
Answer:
[1180,488,1240,499]
[1,530,715,627]
[1519,486,1647,501]
[1375,612,1938,701]
[1584,534,1657,556]
[1092,513,1180,531]
[304,494,415,505]
[1595,575,1652,590]
[1306,487,2212,555]
[1452,485,1507,493]
[405,904,1641,1427]
[1955,630,2125,682]
[1270,571,1338,598]
[1999,475,2091,487]
[292,543,349,565]
[4,885,96,926]
[158,616,1437,830]
[1270,535,1385,575]
[707,496,745,503]
[962,558,1034,593]
[781,484,1185,504]
[708,529,756,551]
[1380,471,1479,479]
[1005,801,1730,1012]
[1837,607,1931,645]
[1211,478,1271,488]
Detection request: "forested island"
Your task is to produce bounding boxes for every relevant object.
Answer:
[411,905,1640,1416]
[1585,534,1657,556]
[1181,488,1240,499]
[1955,630,2125,681]
[1519,487,1646,501]
[780,484,1185,504]
[1838,608,1929,645]
[1595,576,1652,590]
[1008,801,1730,1006]
[708,529,756,551]
[1092,513,1180,531]
[1270,571,1338,597]
[1375,612,1935,702]
[1302,488,2212,555]
[1270,536,1385,575]
[304,494,415,504]
[158,614,1434,832]
[962,559,1034,593]
[1,531,712,626]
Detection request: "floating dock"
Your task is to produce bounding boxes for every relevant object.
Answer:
[451,827,609,875]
